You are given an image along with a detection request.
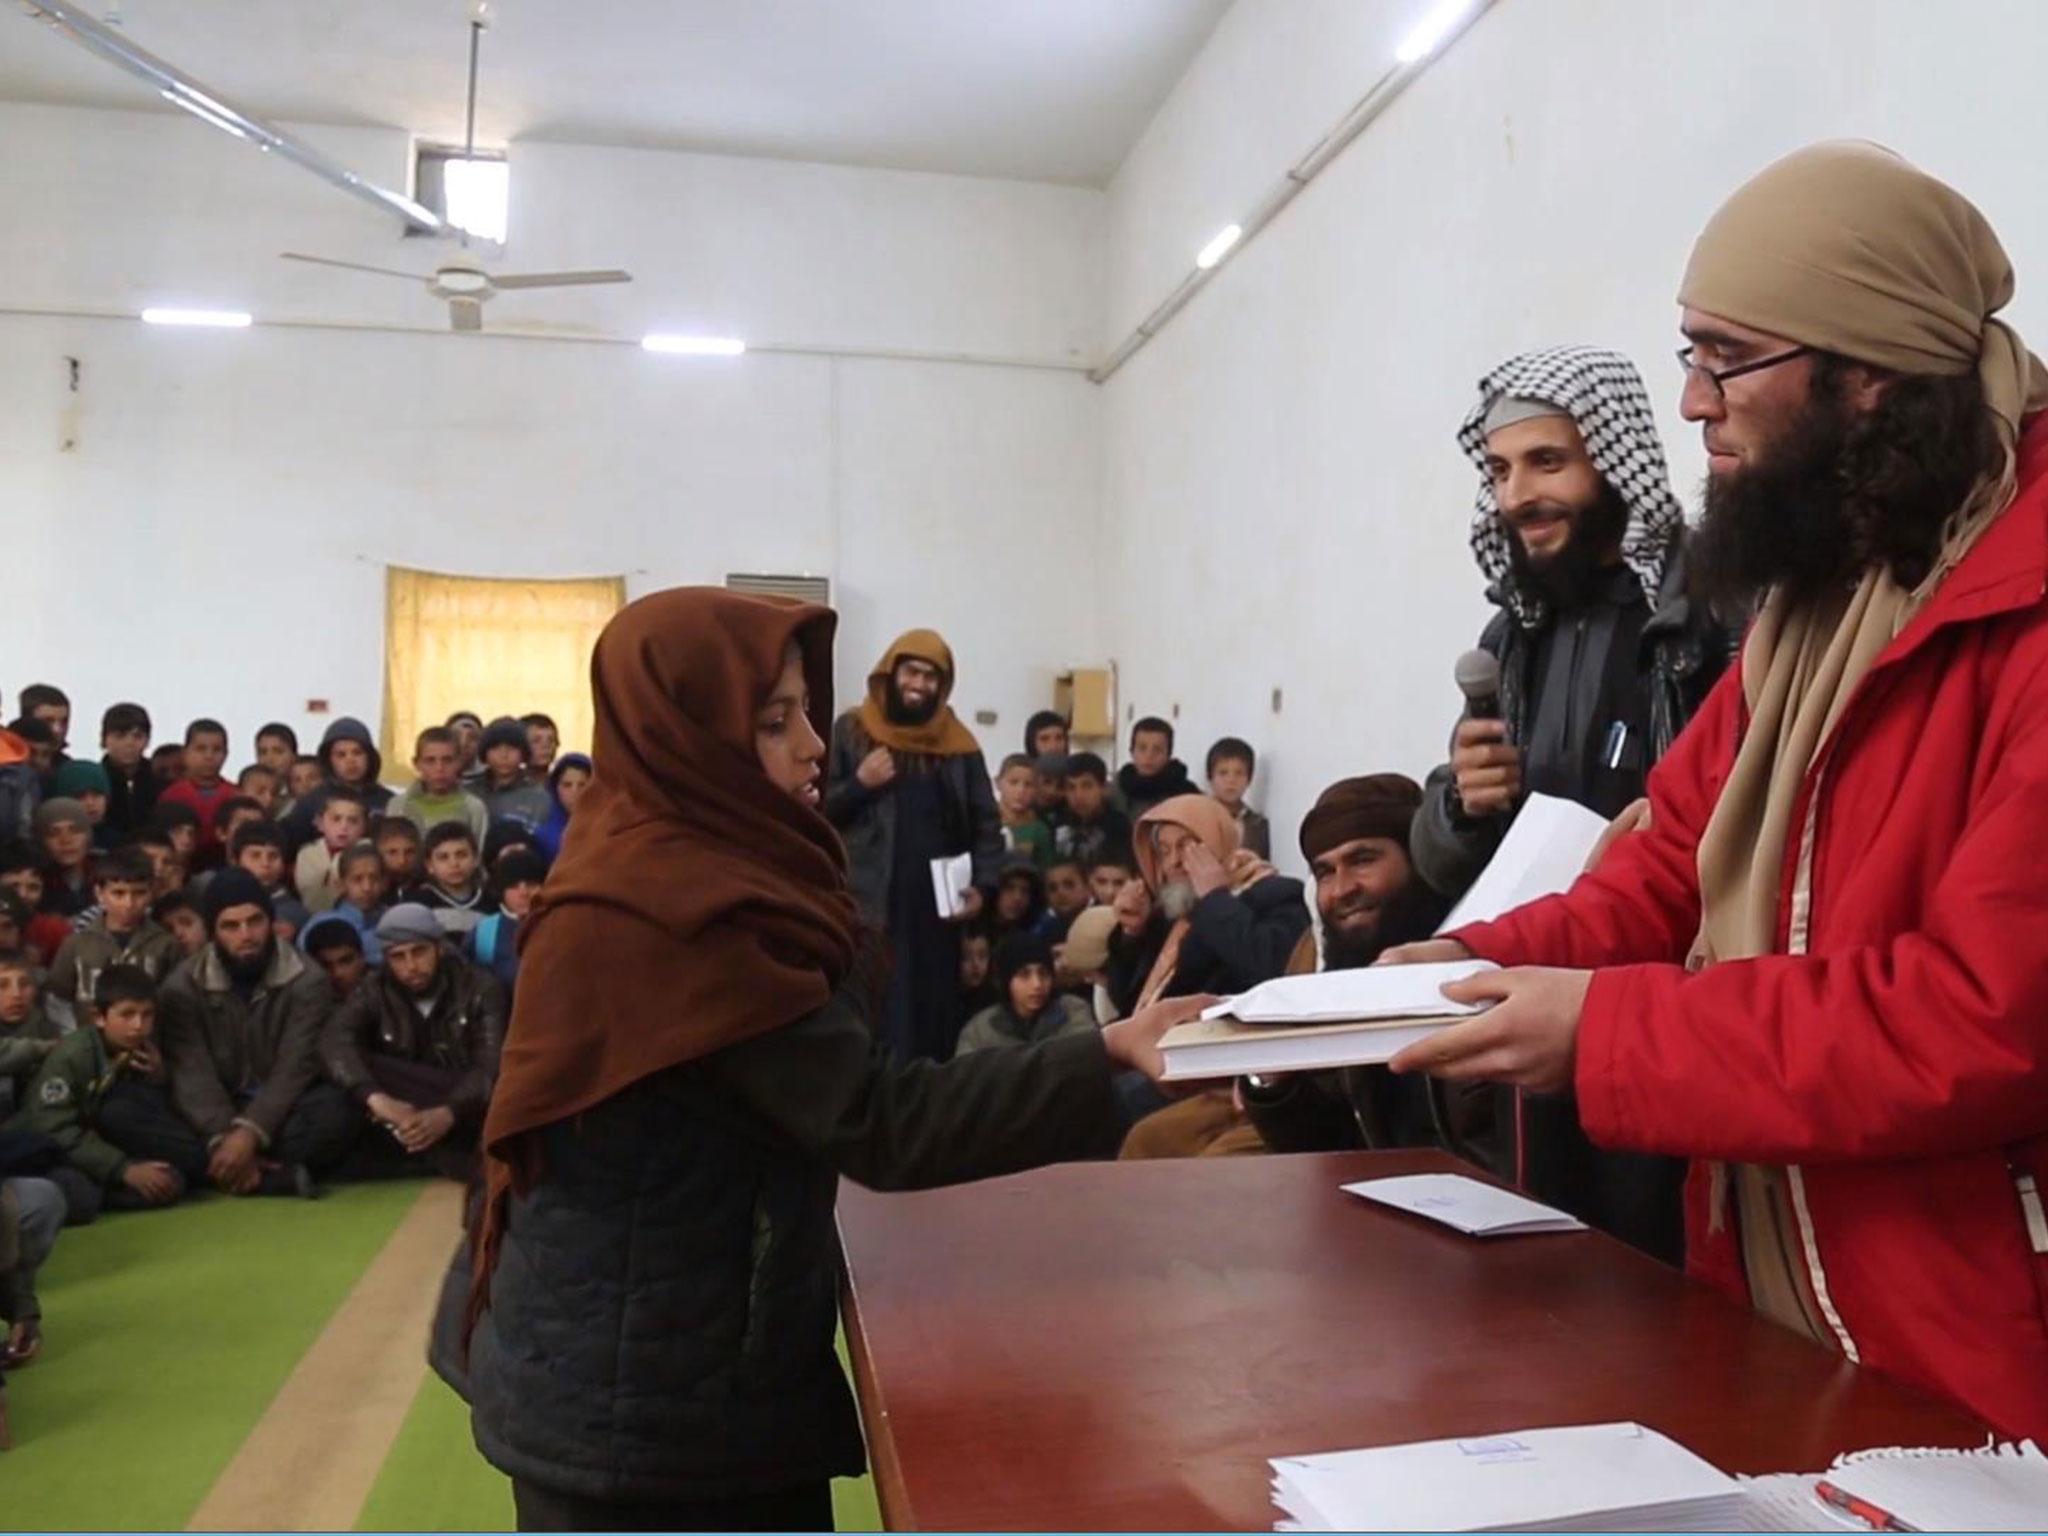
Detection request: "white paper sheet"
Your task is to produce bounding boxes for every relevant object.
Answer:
[1437,792,1614,933]
[928,852,974,919]
[1342,1172,1587,1236]
[1199,960,1498,1024]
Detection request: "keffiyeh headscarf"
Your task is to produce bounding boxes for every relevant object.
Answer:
[1457,346,1686,630]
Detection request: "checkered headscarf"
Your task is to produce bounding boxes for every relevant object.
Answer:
[1457,346,1685,630]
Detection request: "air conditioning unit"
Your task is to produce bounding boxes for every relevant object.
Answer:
[727,573,831,605]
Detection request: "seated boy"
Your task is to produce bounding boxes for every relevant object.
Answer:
[98,702,157,840]
[1032,753,1068,823]
[373,815,424,891]
[408,824,497,940]
[148,743,185,788]
[956,925,997,1025]
[44,847,180,1032]
[1205,736,1271,859]
[300,913,371,1001]
[147,801,200,872]
[229,820,312,941]
[1042,856,1094,941]
[11,964,209,1221]
[322,904,504,1182]
[155,719,236,866]
[293,788,368,915]
[236,763,281,817]
[281,754,325,819]
[0,843,68,964]
[0,890,26,955]
[51,761,115,850]
[253,723,299,782]
[990,858,1053,942]
[33,798,96,917]
[0,949,59,1121]
[994,753,1054,868]
[330,844,391,963]
[158,872,355,1197]
[473,719,551,832]
[520,713,560,784]
[468,848,544,995]
[151,891,207,958]
[1054,753,1132,867]
[1087,854,1135,909]
[954,933,1097,1055]
[388,728,489,845]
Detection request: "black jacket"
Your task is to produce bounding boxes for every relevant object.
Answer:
[1115,759,1196,820]
[1105,876,1309,1012]
[446,991,1124,1503]
[824,713,1003,925]
[320,951,505,1121]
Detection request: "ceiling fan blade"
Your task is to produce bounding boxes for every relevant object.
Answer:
[280,251,429,282]
[449,296,484,333]
[489,269,632,289]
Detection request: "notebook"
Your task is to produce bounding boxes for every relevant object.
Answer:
[1269,1421,1747,1532]
[1812,1440,2048,1531]
[928,852,973,919]
[1156,961,1496,1081]
[1437,792,1613,934]
[1342,1173,1587,1236]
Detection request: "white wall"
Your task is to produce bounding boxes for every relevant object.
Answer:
[1098,0,2048,872]
[0,101,1105,762]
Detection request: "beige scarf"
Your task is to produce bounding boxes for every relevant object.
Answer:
[1678,142,2048,1344]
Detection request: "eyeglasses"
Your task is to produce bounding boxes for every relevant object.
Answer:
[1675,343,1813,400]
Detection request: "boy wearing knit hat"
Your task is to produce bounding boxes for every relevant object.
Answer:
[468,847,546,996]
[49,760,114,850]
[32,797,95,919]
[955,932,1097,1056]
[474,718,552,832]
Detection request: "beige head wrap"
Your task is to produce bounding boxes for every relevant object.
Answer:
[1679,142,2048,1345]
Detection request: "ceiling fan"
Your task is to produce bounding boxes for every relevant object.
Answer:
[278,2,630,333]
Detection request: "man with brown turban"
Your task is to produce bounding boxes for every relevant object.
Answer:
[1387,143,2048,1440]
[825,631,1003,1061]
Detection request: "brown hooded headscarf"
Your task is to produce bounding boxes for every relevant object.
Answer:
[1130,794,1243,1011]
[856,629,982,757]
[469,587,858,1327]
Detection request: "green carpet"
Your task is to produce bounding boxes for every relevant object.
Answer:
[10,1180,883,1531]
[4,1181,426,1531]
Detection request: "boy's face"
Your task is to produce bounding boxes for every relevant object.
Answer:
[1209,757,1251,807]
[99,998,155,1054]
[104,726,149,769]
[32,701,71,747]
[501,878,542,919]
[287,760,324,799]
[152,747,185,784]
[237,843,286,889]
[1045,864,1090,919]
[526,723,558,770]
[44,819,90,869]
[26,738,57,774]
[1088,863,1131,906]
[311,942,367,998]
[1131,730,1171,774]
[452,720,481,762]
[256,734,295,775]
[329,740,370,785]
[996,875,1035,925]
[415,741,461,795]
[555,765,591,812]
[959,934,990,990]
[221,808,263,848]
[997,766,1035,817]
[1030,722,1070,758]
[1064,773,1106,819]
[428,839,478,891]
[1,868,45,907]
[378,833,421,882]
[0,914,17,950]
[164,906,208,955]
[184,731,228,781]
[97,878,152,933]
[1033,771,1063,813]
[319,801,367,852]
[484,742,526,782]
[0,965,36,1025]
[342,859,387,912]
[164,824,197,860]
[239,771,278,812]
[1007,962,1054,1021]
[77,789,108,824]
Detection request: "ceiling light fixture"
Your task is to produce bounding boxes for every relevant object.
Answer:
[159,87,245,139]
[1396,0,1480,64]
[141,307,253,327]
[641,334,746,357]
[1195,224,1243,271]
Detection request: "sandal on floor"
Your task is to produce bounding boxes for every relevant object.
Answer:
[2,1318,43,1369]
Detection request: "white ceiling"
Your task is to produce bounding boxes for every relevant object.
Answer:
[0,0,1234,186]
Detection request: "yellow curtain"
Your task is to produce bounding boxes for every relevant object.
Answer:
[381,567,624,773]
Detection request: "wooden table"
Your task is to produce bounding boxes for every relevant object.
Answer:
[837,1150,1985,1531]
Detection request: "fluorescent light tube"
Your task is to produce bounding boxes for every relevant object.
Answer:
[1396,0,1479,63]
[141,308,253,328]
[160,87,246,139]
[1195,224,1243,270]
[641,334,746,356]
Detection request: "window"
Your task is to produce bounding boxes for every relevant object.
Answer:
[381,567,623,765]
[413,146,509,245]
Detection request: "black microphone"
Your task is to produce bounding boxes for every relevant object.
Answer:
[1454,649,1502,724]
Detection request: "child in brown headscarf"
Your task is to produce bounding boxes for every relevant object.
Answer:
[450,587,1208,1533]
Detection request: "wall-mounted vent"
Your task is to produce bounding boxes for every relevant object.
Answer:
[727,573,831,605]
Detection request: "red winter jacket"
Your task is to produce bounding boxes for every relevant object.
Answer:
[1452,413,2048,1439]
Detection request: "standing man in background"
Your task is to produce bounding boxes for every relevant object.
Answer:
[827,631,1002,1061]
[1411,344,1731,1264]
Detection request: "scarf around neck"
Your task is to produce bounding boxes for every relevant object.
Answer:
[856,629,982,757]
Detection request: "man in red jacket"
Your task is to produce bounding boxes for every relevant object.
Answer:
[1385,141,2048,1440]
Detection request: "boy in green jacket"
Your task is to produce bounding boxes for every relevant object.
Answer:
[12,965,208,1220]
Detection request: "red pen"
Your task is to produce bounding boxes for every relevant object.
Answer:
[1815,1478,1918,1533]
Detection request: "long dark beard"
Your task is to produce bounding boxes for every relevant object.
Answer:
[1319,877,1454,971]
[219,936,275,986]
[1504,480,1631,610]
[884,681,941,726]
[1690,385,1859,619]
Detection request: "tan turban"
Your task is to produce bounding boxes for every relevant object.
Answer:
[1680,142,2048,1347]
